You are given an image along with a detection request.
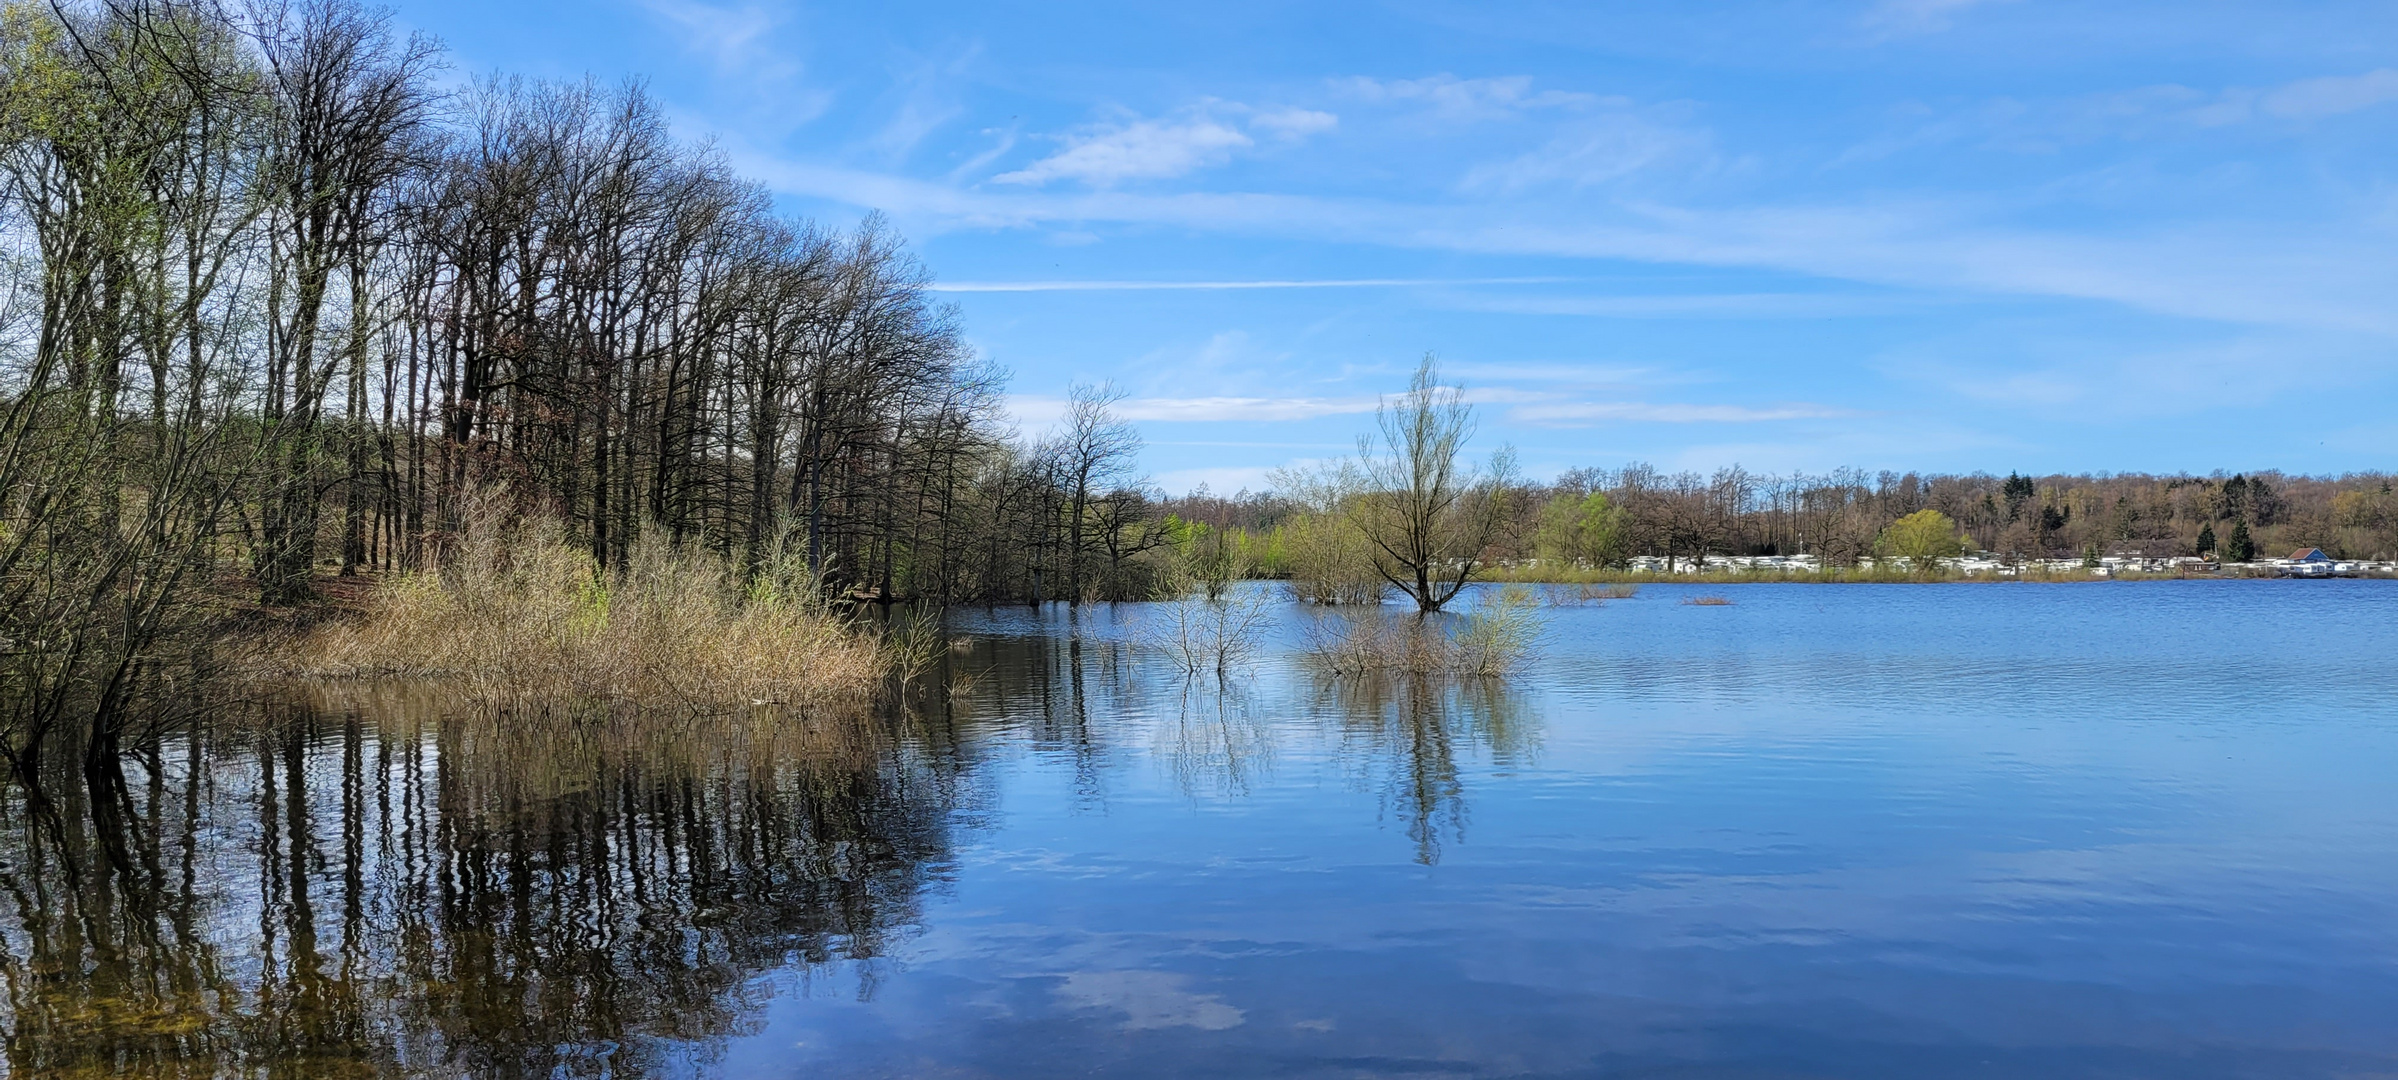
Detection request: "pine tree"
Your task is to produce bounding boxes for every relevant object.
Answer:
[2197,522,2217,557]
[2228,519,2255,562]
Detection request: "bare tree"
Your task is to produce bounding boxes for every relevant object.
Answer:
[1354,354,1514,612]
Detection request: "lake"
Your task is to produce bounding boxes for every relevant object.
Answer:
[5,581,2396,1078]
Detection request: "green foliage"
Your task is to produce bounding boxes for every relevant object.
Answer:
[1280,510,1385,605]
[1170,519,1247,601]
[1876,509,1967,574]
[2196,522,2216,556]
[1533,491,1626,569]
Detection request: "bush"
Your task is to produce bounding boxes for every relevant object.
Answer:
[292,509,885,714]
[1146,587,1279,676]
[1303,584,1542,678]
[1280,511,1387,605]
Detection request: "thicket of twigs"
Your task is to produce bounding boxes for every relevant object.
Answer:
[1303,585,1544,678]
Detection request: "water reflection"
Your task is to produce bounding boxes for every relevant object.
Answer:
[0,688,963,1079]
[0,609,1565,1076]
[1157,680,1276,799]
[941,616,1540,863]
[1316,674,1537,865]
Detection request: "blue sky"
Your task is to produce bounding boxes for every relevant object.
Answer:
[394,0,2397,493]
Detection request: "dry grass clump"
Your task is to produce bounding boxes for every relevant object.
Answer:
[1681,594,1734,606]
[1542,582,1640,605]
[1304,584,1543,678]
[297,515,884,713]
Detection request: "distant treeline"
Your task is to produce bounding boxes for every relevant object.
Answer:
[1167,467,2398,570]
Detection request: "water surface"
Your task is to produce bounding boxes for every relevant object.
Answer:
[6,581,2396,1078]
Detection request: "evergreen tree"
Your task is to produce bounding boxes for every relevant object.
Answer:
[2197,522,2217,557]
[2228,519,2256,562]
[2001,472,2036,519]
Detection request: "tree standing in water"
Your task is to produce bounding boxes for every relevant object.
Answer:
[1355,354,1515,613]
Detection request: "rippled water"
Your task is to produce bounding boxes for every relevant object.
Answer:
[5,581,2396,1078]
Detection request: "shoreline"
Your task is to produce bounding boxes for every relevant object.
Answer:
[1465,567,2398,585]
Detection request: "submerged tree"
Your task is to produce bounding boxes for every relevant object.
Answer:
[1353,354,1515,613]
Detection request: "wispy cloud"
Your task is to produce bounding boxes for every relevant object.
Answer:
[1010,394,1382,428]
[1332,73,1595,120]
[2260,68,2398,119]
[761,156,2398,337]
[1153,464,1297,494]
[929,276,1567,292]
[995,103,1337,186]
[636,0,827,126]
[1509,400,1855,425]
[996,113,1251,186]
[1459,106,1710,191]
[1251,107,1339,140]
[1861,0,2019,39]
[1453,291,1931,318]
[1846,68,2398,160]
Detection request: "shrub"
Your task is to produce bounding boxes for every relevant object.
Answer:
[1146,587,1280,676]
[292,510,884,714]
[1303,584,1543,677]
[1281,511,1386,606]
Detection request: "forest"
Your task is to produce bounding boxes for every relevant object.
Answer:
[0,0,1170,777]
[1173,465,2398,578]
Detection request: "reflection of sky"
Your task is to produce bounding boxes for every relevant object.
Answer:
[386,1,2396,486]
[742,582,2398,1078]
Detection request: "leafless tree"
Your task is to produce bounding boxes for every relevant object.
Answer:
[1354,354,1514,612]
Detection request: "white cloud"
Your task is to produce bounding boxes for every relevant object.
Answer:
[1153,465,1287,495]
[1509,401,1853,425]
[996,114,1252,186]
[1863,68,2398,156]
[730,156,2398,338]
[1861,0,2020,38]
[927,276,1563,292]
[1453,292,1929,319]
[1332,74,1595,120]
[995,103,1337,187]
[1012,394,1382,427]
[1251,107,1339,140]
[638,0,783,71]
[2259,68,2398,120]
[636,0,829,129]
[1460,107,1711,191]
[1055,971,1243,1032]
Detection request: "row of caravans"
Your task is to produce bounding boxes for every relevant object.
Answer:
[1602,548,2388,577]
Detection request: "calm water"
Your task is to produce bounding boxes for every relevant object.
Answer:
[5,581,2397,1078]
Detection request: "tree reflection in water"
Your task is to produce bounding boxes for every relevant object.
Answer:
[0,622,1540,1075]
[1318,674,1537,865]
[0,685,963,1079]
[953,623,1538,864]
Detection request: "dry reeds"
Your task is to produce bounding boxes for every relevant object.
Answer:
[293,511,884,714]
[1682,594,1734,606]
[1542,582,1639,605]
[1304,584,1543,678]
